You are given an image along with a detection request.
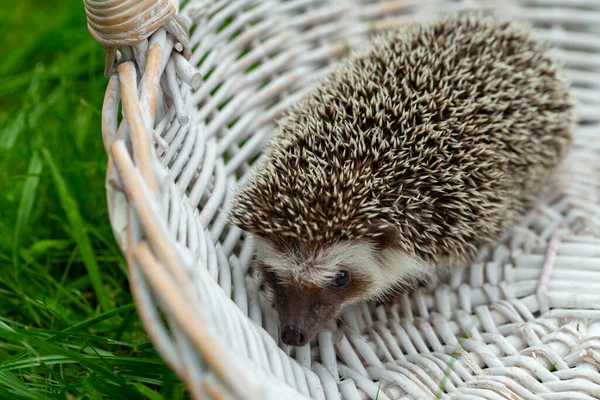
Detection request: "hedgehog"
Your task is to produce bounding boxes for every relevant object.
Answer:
[227,13,575,347]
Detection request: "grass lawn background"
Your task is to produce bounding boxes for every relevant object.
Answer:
[0,0,188,398]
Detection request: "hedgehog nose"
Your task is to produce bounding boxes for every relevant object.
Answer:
[281,324,308,346]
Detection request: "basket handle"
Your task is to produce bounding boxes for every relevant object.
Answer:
[82,0,191,77]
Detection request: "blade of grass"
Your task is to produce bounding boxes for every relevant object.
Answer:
[160,366,185,400]
[0,326,134,348]
[115,308,137,341]
[50,304,136,338]
[82,380,103,400]
[1,279,43,327]
[131,382,163,400]
[1,355,164,371]
[0,110,26,149]
[436,313,481,398]
[0,372,49,400]
[0,326,144,399]
[19,341,76,393]
[13,256,93,315]
[32,299,70,328]
[41,148,111,312]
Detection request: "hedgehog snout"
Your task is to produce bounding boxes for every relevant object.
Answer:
[281,324,308,346]
[271,282,343,347]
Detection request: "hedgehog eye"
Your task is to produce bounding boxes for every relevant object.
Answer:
[330,270,350,289]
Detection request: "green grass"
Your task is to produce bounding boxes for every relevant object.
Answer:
[435,313,480,399]
[0,0,188,398]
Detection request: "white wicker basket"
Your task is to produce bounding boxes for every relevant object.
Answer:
[84,0,600,398]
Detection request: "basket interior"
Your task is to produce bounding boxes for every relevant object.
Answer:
[103,0,600,398]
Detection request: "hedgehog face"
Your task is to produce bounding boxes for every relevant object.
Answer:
[254,232,432,346]
[260,262,370,347]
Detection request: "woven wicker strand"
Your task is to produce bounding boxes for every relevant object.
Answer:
[84,0,191,77]
[86,0,600,398]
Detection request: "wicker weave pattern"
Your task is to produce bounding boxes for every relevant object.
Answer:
[84,0,191,77]
[88,0,600,398]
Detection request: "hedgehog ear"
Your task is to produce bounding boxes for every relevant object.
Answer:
[366,222,398,250]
